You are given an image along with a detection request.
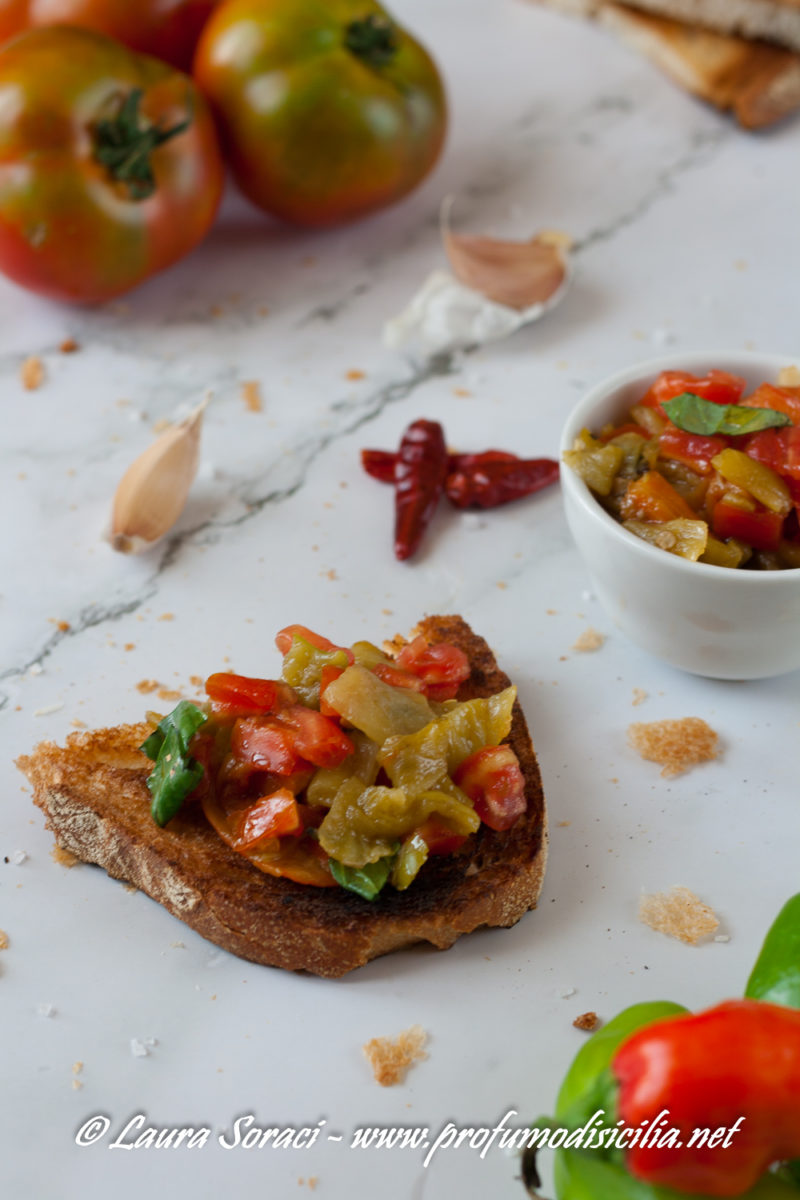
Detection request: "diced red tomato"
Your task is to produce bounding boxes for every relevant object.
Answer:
[740,383,800,426]
[235,789,301,849]
[639,369,745,410]
[745,427,800,484]
[658,427,729,475]
[231,717,305,775]
[394,636,470,702]
[371,662,427,692]
[711,501,783,551]
[415,814,468,855]
[278,706,354,768]
[274,624,354,662]
[318,663,346,717]
[205,672,294,718]
[620,471,697,523]
[453,745,527,832]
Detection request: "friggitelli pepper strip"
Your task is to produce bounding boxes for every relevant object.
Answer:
[612,1000,800,1197]
[445,458,559,508]
[394,419,448,561]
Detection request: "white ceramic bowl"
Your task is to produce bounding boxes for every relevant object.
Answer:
[560,351,800,680]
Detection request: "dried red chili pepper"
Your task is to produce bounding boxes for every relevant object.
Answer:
[394,419,448,561]
[360,448,397,484]
[361,446,518,483]
[447,449,518,472]
[446,457,559,509]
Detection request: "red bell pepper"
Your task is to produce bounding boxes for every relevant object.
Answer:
[639,370,746,410]
[711,502,783,551]
[658,427,730,475]
[612,999,800,1197]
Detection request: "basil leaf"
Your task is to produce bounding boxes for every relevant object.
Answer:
[662,392,792,436]
[330,854,396,900]
[140,700,207,827]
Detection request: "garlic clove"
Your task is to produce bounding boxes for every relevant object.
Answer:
[442,201,570,311]
[109,400,206,554]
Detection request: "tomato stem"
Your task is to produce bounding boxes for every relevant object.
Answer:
[93,88,191,201]
[344,14,398,69]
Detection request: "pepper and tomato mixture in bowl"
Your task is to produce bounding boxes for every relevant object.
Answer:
[560,353,800,679]
[141,624,528,899]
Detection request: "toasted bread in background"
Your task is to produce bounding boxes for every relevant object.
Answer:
[534,0,800,127]
[608,0,800,54]
[17,615,548,978]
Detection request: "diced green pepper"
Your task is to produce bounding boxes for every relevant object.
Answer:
[280,631,351,708]
[379,687,516,791]
[322,664,434,744]
[306,730,380,807]
[391,832,429,890]
[563,430,625,497]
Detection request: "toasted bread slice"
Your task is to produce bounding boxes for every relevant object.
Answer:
[533,0,800,127]
[17,615,547,978]
[606,0,800,55]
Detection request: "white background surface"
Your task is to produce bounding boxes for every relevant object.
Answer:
[2,1,800,1197]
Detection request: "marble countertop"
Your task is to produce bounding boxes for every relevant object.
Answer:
[3,1,799,1196]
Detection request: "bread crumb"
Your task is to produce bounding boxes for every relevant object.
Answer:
[59,338,79,354]
[557,820,571,828]
[136,679,160,694]
[21,355,45,390]
[363,1025,427,1086]
[51,844,80,868]
[778,365,800,388]
[632,688,648,707]
[639,886,720,945]
[573,1012,600,1032]
[72,1061,83,1074]
[157,688,182,702]
[452,387,471,397]
[572,627,605,653]
[628,717,718,777]
[546,608,558,615]
[241,381,262,412]
[72,1078,83,1091]
[345,368,365,381]
[158,613,174,622]
[539,228,574,252]
[0,929,8,950]
[124,643,136,652]
[70,719,87,729]
[122,882,138,894]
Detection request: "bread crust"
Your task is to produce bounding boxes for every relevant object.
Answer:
[17,615,548,978]
[532,0,800,127]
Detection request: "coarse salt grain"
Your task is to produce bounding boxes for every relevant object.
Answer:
[33,703,64,717]
[37,1002,56,1018]
[557,986,577,999]
[130,1037,158,1058]
[28,663,44,676]
[10,849,27,865]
